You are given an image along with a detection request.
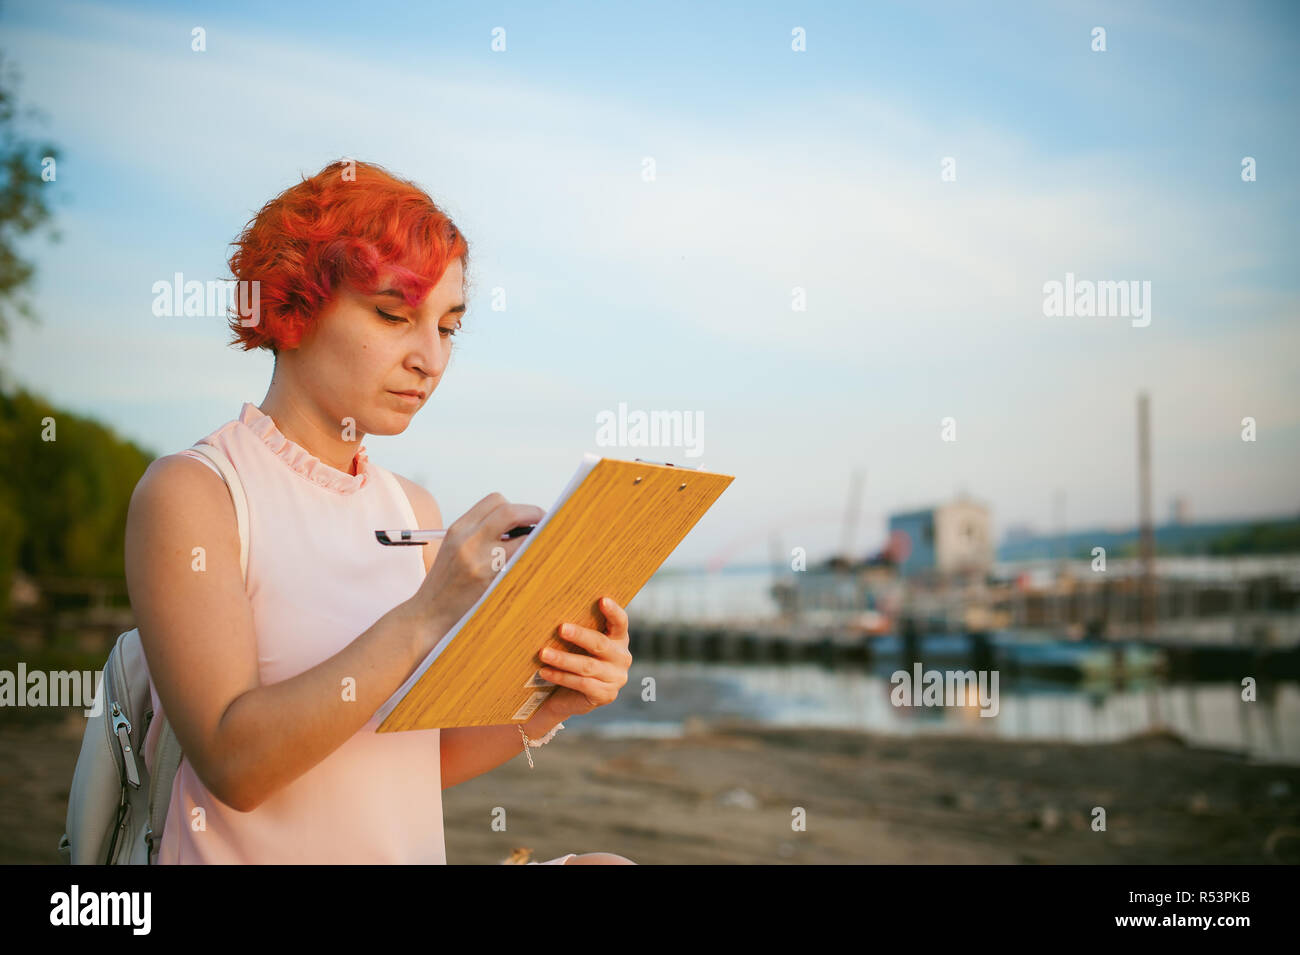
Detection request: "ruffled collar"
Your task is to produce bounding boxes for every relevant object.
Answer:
[238,402,370,494]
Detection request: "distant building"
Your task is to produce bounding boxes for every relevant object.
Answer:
[1169,496,1190,525]
[888,496,994,578]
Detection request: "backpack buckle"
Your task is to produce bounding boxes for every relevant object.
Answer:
[111,701,142,789]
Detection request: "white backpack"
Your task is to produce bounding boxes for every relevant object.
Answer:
[58,441,249,863]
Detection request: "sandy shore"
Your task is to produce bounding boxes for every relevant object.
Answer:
[4,713,1297,864]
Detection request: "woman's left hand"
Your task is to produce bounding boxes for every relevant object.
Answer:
[537,596,632,719]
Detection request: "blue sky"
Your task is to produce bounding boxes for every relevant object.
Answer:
[1,0,1297,567]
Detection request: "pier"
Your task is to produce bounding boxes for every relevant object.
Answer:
[626,616,1300,682]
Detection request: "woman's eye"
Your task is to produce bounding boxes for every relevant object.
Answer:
[378,308,458,338]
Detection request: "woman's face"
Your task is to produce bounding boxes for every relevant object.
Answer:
[289,258,465,437]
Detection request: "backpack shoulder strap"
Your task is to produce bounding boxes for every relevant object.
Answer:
[178,442,250,582]
[147,723,184,862]
[148,440,250,861]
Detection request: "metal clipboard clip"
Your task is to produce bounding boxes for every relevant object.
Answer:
[633,458,700,470]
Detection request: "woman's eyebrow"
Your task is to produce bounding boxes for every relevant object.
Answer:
[374,289,467,315]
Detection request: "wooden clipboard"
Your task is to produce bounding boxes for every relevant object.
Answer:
[375,454,734,731]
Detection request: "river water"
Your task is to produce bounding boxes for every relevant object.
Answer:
[570,661,1300,764]
[571,567,1300,764]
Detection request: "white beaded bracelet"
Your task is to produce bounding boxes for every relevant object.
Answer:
[518,722,565,769]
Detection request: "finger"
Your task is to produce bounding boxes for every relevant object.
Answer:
[553,622,614,660]
[554,622,632,668]
[457,492,511,530]
[538,645,624,684]
[536,666,616,703]
[486,535,528,568]
[480,501,545,541]
[597,596,629,638]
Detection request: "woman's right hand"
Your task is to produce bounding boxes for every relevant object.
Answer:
[405,493,545,652]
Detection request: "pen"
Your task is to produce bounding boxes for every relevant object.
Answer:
[375,525,536,546]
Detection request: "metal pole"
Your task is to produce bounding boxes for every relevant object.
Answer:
[1137,392,1156,640]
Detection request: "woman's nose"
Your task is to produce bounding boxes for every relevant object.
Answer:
[412,331,449,379]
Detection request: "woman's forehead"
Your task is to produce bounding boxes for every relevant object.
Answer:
[347,266,462,311]
[371,260,462,293]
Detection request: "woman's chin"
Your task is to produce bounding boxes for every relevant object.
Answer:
[369,417,411,436]
[382,407,423,431]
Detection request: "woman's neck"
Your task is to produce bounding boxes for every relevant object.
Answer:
[257,393,362,475]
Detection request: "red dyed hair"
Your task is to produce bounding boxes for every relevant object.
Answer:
[225,159,469,354]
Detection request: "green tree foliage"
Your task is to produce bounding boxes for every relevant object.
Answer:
[0,388,155,618]
[1206,521,1300,556]
[0,49,61,350]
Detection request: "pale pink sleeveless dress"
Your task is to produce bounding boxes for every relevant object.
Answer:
[141,401,575,865]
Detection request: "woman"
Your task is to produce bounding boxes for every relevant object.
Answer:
[124,159,635,864]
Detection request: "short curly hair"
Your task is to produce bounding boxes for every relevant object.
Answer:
[225,159,469,354]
